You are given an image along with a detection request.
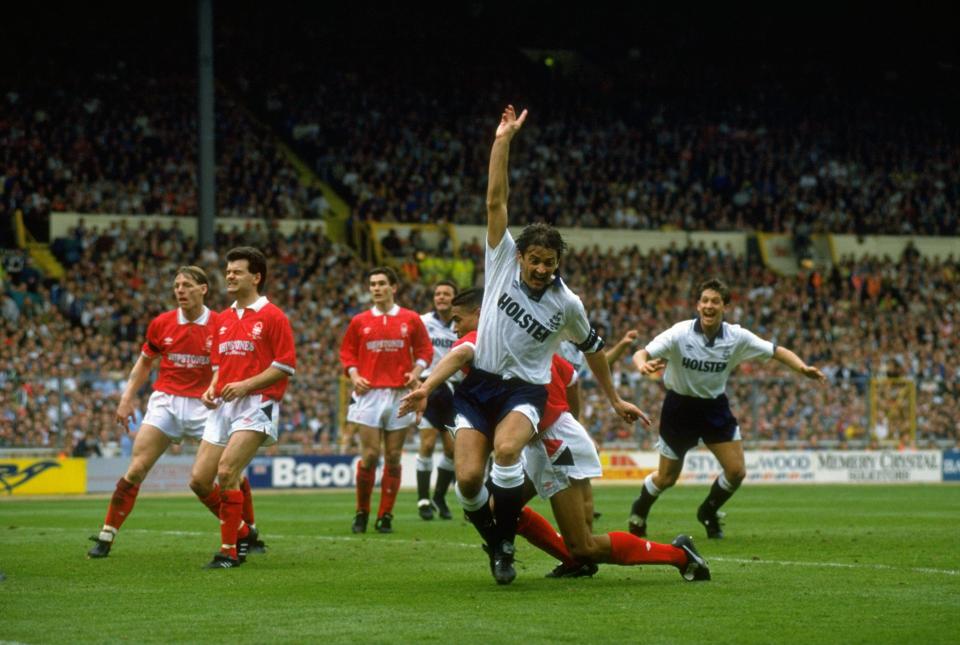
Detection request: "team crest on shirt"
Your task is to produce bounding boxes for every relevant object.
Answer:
[362,326,371,335]
[251,321,263,340]
[400,323,408,337]
[219,326,228,336]
[163,337,174,345]
[547,312,564,331]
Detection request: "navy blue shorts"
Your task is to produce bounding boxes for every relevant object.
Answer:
[453,368,547,439]
[422,382,456,431]
[658,390,739,459]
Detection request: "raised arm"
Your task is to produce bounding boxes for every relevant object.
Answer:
[486,104,528,248]
[773,346,826,382]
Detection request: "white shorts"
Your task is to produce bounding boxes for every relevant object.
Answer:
[523,412,602,499]
[202,394,280,447]
[141,391,210,443]
[347,388,415,432]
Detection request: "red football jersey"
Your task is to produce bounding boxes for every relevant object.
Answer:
[538,355,577,431]
[141,307,218,397]
[451,330,478,377]
[339,304,433,388]
[211,296,296,402]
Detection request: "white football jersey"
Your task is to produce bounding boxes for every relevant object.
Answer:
[420,310,462,383]
[645,318,775,398]
[475,231,602,385]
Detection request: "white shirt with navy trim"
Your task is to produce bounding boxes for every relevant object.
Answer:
[475,231,602,385]
[421,311,461,382]
[645,319,775,398]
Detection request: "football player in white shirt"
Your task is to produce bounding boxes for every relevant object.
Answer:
[452,105,648,584]
[630,279,826,539]
[415,280,460,520]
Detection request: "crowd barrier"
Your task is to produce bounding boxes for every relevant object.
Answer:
[1,450,954,495]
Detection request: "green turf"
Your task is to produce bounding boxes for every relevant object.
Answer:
[1,485,958,645]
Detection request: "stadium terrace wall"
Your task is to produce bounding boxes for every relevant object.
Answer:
[455,225,748,256]
[49,213,326,241]
[10,450,948,496]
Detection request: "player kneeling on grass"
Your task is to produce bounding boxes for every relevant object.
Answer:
[402,333,710,582]
[628,278,826,540]
[86,267,260,560]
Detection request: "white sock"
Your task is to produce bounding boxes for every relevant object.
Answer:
[455,483,489,511]
[644,473,662,497]
[490,461,524,489]
[416,455,433,472]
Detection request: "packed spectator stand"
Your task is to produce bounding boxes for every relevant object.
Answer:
[2,8,958,456]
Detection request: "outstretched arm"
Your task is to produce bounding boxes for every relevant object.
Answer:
[605,329,639,366]
[584,350,650,426]
[487,104,528,249]
[398,344,475,419]
[773,346,827,382]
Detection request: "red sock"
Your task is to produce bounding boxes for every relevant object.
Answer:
[356,463,376,514]
[608,531,687,568]
[219,489,243,559]
[517,506,577,567]
[103,477,140,531]
[376,464,402,517]
[240,476,255,526]
[197,483,221,518]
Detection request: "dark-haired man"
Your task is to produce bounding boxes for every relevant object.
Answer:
[415,280,460,520]
[192,247,296,569]
[451,105,648,584]
[629,278,826,540]
[339,267,432,534]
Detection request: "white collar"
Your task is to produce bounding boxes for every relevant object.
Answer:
[177,305,211,325]
[231,295,269,312]
[371,303,400,316]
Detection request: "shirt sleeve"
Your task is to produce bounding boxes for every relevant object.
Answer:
[484,229,517,288]
[563,294,604,354]
[339,317,361,376]
[209,318,220,369]
[733,326,775,363]
[644,323,680,360]
[269,311,297,375]
[141,317,162,359]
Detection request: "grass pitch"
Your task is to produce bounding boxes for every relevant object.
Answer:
[1,485,958,645]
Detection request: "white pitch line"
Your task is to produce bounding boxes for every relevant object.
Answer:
[29,526,960,577]
[712,556,959,577]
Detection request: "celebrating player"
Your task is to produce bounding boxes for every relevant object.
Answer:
[415,280,460,520]
[339,267,432,534]
[191,247,296,569]
[432,105,647,584]
[629,278,826,539]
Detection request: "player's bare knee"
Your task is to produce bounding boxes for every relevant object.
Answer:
[189,477,212,497]
[655,471,679,489]
[124,465,148,485]
[726,468,746,486]
[456,470,485,498]
[384,450,402,466]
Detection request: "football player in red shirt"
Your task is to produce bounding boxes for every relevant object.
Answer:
[86,266,263,559]
[339,266,433,534]
[192,247,296,569]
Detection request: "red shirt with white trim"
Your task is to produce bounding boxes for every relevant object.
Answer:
[538,355,577,431]
[141,306,218,398]
[211,296,296,402]
[451,331,478,377]
[339,304,433,388]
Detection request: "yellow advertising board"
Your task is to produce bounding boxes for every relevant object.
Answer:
[0,458,87,495]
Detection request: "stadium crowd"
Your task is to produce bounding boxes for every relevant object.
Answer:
[2,222,957,454]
